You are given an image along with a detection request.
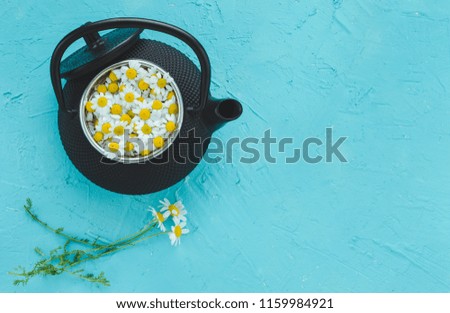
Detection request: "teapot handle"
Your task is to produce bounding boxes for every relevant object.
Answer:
[50,18,211,113]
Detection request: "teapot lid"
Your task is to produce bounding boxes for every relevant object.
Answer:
[60,25,142,79]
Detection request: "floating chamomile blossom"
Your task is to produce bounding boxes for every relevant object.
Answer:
[83,59,181,160]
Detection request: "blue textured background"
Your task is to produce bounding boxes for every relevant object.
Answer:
[1,0,450,292]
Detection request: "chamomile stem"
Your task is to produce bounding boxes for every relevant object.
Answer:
[37,221,159,268]
[24,199,157,250]
[24,200,102,248]
[102,221,158,248]
[66,270,110,286]
[63,232,166,271]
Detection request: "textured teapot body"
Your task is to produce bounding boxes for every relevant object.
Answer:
[59,39,216,194]
[52,18,242,195]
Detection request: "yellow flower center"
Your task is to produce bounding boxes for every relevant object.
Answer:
[127,110,135,118]
[114,125,124,136]
[168,103,178,115]
[85,101,94,112]
[119,84,125,92]
[167,91,174,100]
[94,119,99,126]
[97,97,108,107]
[108,82,119,93]
[152,100,163,110]
[150,88,156,95]
[141,124,152,135]
[169,204,180,216]
[109,71,118,81]
[120,114,132,124]
[110,104,122,115]
[137,96,145,102]
[138,80,149,90]
[126,68,137,79]
[140,149,150,156]
[174,225,182,238]
[139,108,151,120]
[93,132,103,142]
[157,78,167,88]
[97,84,107,93]
[124,92,135,103]
[108,142,119,152]
[165,121,176,132]
[153,136,164,148]
[130,133,138,138]
[156,212,165,223]
[101,122,111,134]
[124,142,134,152]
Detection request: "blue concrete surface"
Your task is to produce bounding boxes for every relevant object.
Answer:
[1,0,450,292]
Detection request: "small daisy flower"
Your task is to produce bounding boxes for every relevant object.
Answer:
[85,100,96,113]
[120,86,140,106]
[149,207,170,231]
[167,102,179,115]
[107,69,121,83]
[91,93,113,116]
[105,140,125,158]
[135,119,154,138]
[163,114,178,135]
[169,217,189,246]
[95,116,115,140]
[160,198,187,222]
[150,108,164,124]
[123,140,138,157]
[111,119,130,139]
[132,99,152,121]
[119,60,142,83]
[150,71,173,95]
[105,79,120,94]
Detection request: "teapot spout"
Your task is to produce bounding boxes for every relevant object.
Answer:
[202,98,243,130]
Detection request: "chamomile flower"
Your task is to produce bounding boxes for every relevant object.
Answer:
[91,93,113,116]
[120,86,140,107]
[150,72,174,95]
[120,60,141,83]
[168,217,189,246]
[167,102,179,115]
[135,119,154,138]
[150,108,164,124]
[111,120,130,138]
[163,114,178,135]
[105,79,120,94]
[160,198,187,222]
[149,207,170,231]
[107,69,121,83]
[85,100,95,113]
[95,116,113,134]
[131,99,152,120]
[123,140,138,157]
[106,139,125,157]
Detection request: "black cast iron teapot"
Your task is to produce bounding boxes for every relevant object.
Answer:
[50,18,242,195]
